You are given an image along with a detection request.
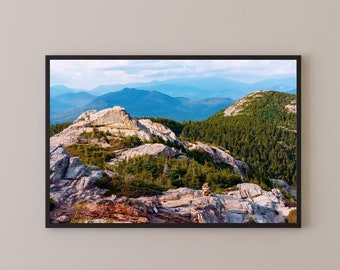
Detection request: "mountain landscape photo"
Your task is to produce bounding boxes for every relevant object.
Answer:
[48,58,299,226]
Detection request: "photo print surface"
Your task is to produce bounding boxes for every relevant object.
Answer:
[46,55,301,227]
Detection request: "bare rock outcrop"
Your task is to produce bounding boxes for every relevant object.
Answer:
[270,178,297,198]
[109,143,179,164]
[50,145,70,183]
[138,119,180,143]
[74,106,137,128]
[50,106,180,148]
[51,179,295,224]
[49,146,294,224]
[49,145,109,222]
[188,142,250,178]
[224,90,267,116]
[285,100,297,114]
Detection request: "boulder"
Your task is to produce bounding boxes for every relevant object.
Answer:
[237,183,262,199]
[65,157,89,180]
[50,145,70,183]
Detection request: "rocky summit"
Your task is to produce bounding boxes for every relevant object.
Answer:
[50,106,180,148]
[224,91,268,117]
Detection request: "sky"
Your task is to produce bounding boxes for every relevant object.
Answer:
[50,59,297,90]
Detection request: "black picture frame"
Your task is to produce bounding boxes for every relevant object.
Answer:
[46,55,301,228]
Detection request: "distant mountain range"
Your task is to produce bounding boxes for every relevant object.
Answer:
[50,88,234,124]
[51,77,296,100]
[50,91,96,116]
[50,85,87,97]
[50,76,297,124]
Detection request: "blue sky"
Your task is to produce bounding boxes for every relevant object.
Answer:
[50,59,297,90]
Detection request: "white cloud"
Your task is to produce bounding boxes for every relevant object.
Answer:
[50,59,297,89]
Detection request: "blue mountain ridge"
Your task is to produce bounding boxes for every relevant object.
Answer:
[88,77,296,99]
[49,76,296,124]
[50,88,234,124]
[50,92,96,116]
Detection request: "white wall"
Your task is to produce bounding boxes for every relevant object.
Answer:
[1,0,339,269]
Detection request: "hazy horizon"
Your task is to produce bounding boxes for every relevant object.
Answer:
[50,59,297,91]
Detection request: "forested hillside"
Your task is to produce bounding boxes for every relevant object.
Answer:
[182,91,297,188]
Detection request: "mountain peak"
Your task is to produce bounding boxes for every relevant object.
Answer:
[50,106,180,148]
[73,105,135,128]
[224,90,269,117]
[223,90,296,117]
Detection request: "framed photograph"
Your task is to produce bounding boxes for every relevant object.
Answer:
[46,55,301,228]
